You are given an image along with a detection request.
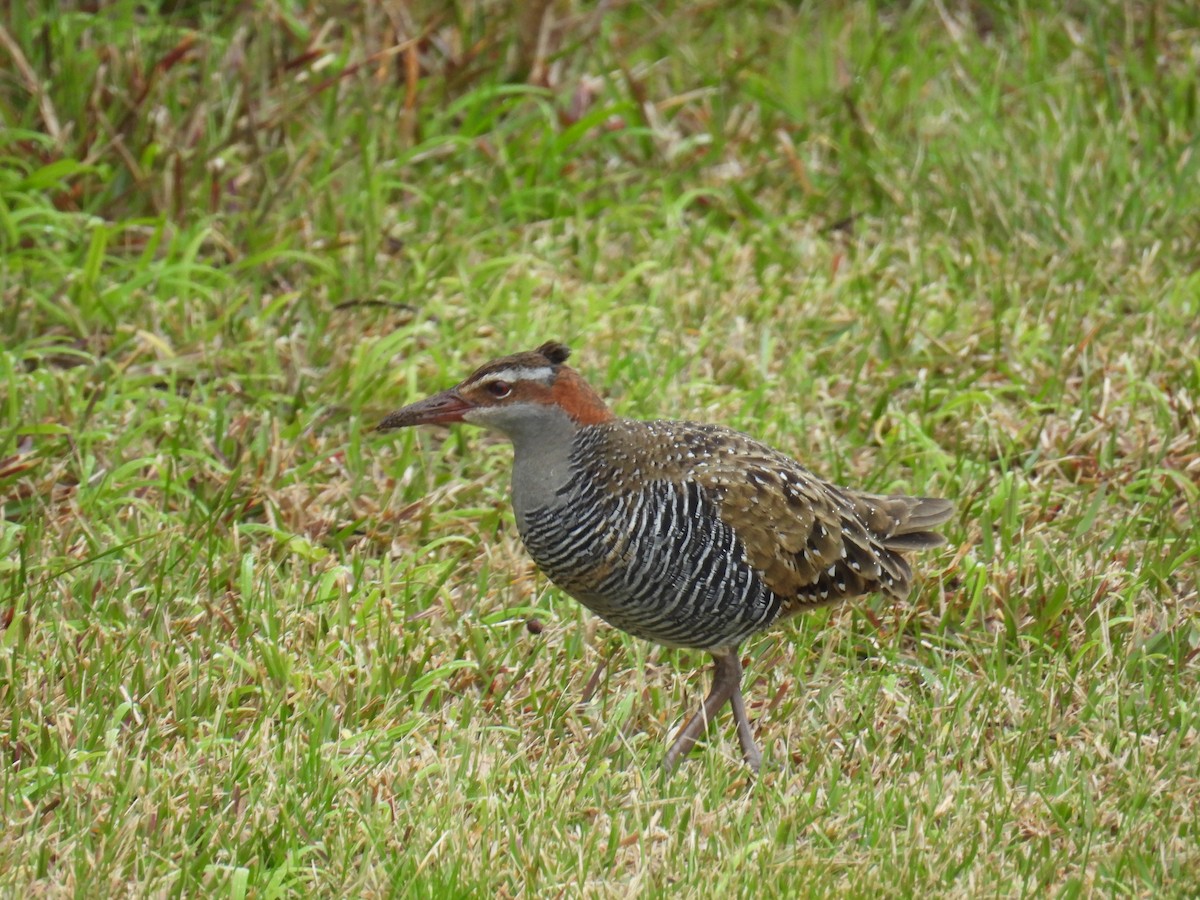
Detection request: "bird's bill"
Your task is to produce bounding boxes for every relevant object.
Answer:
[377,389,472,430]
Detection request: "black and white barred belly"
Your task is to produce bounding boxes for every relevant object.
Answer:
[518,474,785,652]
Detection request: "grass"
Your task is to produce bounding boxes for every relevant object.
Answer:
[2,0,1199,895]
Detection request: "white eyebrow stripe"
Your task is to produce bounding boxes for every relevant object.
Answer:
[477,366,555,385]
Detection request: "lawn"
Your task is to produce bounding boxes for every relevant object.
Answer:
[2,1,1198,895]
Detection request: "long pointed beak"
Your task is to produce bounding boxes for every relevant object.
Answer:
[376,389,473,431]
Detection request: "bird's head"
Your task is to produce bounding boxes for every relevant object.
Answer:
[377,341,614,439]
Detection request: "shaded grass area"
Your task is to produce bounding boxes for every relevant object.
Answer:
[2,0,1199,895]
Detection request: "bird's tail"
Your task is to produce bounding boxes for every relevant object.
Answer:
[868,495,955,551]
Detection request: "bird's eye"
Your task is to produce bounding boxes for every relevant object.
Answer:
[487,380,512,399]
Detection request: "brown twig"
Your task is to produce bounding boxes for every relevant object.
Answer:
[0,22,63,143]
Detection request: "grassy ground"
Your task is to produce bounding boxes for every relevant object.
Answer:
[2,0,1199,895]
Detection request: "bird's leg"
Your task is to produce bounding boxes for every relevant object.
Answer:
[663,650,759,772]
[579,657,607,705]
[728,677,762,772]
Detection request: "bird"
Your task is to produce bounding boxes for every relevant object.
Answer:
[378,341,953,771]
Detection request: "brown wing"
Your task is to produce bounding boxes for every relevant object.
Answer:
[605,420,953,609]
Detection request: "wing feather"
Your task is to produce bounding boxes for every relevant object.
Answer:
[596,420,952,608]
